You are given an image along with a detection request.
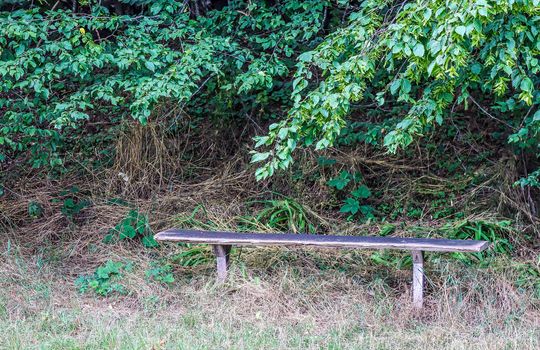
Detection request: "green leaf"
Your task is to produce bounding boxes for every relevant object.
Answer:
[251,152,271,163]
[328,171,351,190]
[142,235,159,248]
[298,51,313,62]
[455,26,467,36]
[351,185,371,199]
[423,8,432,21]
[359,205,374,217]
[390,79,401,95]
[413,43,425,57]
[144,61,155,72]
[103,233,115,244]
[520,78,533,93]
[277,128,289,140]
[119,225,136,240]
[340,198,360,215]
[401,79,411,94]
[471,63,482,74]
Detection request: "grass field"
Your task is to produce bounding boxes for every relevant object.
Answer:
[1,157,538,349]
[1,237,539,350]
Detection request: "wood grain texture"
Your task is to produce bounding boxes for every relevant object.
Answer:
[212,244,231,282]
[154,229,489,253]
[411,250,424,308]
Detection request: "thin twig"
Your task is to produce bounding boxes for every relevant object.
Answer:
[468,96,517,131]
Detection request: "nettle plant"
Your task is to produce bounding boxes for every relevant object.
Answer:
[327,169,373,220]
[104,209,158,248]
[252,0,540,185]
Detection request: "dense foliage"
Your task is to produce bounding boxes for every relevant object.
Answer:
[252,0,540,181]
[1,0,327,167]
[1,0,539,187]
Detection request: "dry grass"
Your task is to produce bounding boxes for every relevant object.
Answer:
[1,120,539,349]
[1,235,539,350]
[1,181,538,349]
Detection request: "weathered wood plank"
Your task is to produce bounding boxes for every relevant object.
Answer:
[411,250,424,308]
[212,244,231,282]
[155,229,489,253]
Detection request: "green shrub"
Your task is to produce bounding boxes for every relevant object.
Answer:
[0,0,328,169]
[251,0,540,183]
[2,1,538,190]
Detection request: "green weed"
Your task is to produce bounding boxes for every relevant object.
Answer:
[27,201,43,219]
[327,170,374,221]
[378,224,396,236]
[370,251,412,269]
[51,187,91,222]
[515,261,540,298]
[75,260,129,297]
[444,220,514,264]
[104,210,157,248]
[170,245,212,267]
[175,204,219,230]
[249,197,315,233]
[146,263,175,285]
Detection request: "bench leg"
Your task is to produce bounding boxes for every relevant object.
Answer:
[411,250,424,309]
[212,244,231,282]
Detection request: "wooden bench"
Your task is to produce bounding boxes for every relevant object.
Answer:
[154,229,489,308]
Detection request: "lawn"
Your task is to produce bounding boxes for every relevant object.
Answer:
[1,238,538,350]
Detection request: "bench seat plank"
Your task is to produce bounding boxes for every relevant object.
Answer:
[155,229,489,253]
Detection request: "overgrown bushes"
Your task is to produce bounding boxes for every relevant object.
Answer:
[1,1,538,189]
